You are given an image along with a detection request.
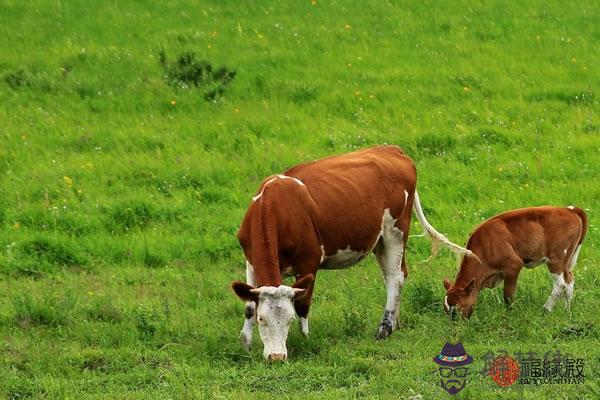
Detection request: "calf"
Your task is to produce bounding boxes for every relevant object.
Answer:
[443,206,588,318]
[231,145,470,361]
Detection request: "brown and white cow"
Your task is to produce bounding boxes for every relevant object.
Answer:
[231,145,470,361]
[443,206,588,318]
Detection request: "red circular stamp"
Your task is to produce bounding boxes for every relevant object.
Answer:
[489,356,520,386]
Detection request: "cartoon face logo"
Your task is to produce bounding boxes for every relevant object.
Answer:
[433,342,473,395]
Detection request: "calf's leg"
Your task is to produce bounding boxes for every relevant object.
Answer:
[543,261,569,312]
[503,266,522,307]
[564,270,574,309]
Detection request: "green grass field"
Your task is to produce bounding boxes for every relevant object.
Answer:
[1,1,599,398]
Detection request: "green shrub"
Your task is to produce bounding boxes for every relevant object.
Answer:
[159,50,236,101]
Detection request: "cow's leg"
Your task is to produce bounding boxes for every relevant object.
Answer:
[543,261,568,312]
[240,261,256,350]
[374,210,407,340]
[294,276,315,337]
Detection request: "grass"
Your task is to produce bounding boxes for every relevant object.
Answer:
[0,0,599,398]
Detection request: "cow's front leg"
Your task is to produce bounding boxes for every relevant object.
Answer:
[294,275,316,338]
[240,261,256,350]
[240,302,255,350]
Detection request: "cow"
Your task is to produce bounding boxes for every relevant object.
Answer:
[231,145,470,361]
[443,206,588,319]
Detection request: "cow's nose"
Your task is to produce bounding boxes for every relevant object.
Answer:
[267,353,287,362]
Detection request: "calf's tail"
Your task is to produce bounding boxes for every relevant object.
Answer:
[568,206,588,245]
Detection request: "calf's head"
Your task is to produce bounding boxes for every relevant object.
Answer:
[232,275,313,361]
[443,278,477,319]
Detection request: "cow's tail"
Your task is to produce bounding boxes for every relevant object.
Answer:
[412,190,475,259]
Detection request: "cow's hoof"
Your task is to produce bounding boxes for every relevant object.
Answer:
[375,323,392,340]
[542,305,552,314]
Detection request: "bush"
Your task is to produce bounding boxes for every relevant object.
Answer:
[160,50,236,101]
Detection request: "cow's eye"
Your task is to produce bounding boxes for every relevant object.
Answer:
[257,316,266,324]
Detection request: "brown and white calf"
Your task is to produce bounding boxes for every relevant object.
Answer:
[231,145,470,361]
[443,206,588,318]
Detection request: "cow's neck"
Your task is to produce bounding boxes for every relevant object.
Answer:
[248,202,283,288]
[253,261,282,287]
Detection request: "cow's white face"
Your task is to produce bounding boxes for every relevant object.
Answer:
[232,275,313,362]
[254,286,297,361]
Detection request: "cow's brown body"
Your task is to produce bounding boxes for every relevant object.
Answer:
[237,146,416,326]
[444,206,588,317]
[239,145,416,282]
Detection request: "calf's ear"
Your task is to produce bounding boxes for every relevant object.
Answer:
[292,274,314,299]
[231,281,260,302]
[443,278,452,291]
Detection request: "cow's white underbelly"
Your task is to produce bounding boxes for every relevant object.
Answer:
[318,207,405,270]
[320,247,368,269]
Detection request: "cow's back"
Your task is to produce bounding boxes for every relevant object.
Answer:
[284,145,416,255]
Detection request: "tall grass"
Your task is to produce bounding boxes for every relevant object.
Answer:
[0,0,598,398]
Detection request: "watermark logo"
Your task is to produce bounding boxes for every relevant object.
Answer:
[482,349,585,386]
[489,355,520,387]
[433,342,473,395]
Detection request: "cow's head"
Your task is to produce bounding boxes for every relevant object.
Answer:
[443,277,477,319]
[232,275,314,361]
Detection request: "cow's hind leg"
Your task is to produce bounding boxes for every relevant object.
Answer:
[374,210,407,340]
[240,261,256,350]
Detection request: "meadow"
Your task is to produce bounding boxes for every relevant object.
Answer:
[0,0,599,398]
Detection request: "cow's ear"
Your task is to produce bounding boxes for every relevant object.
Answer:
[464,278,476,295]
[231,281,260,302]
[292,274,314,299]
[443,278,452,291]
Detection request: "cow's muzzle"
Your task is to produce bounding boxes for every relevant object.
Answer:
[267,353,287,362]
